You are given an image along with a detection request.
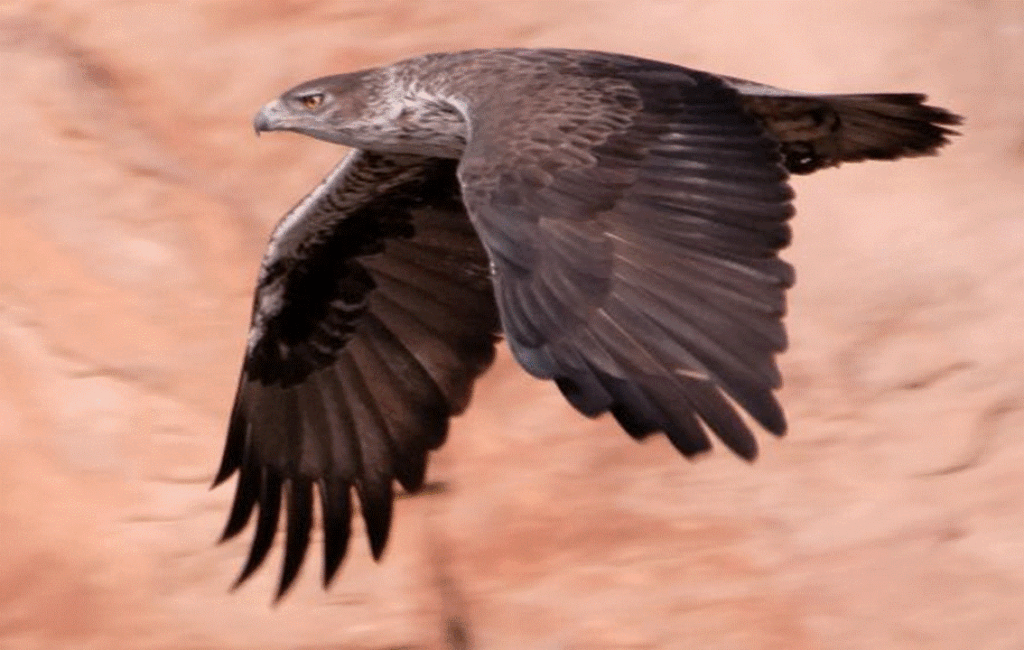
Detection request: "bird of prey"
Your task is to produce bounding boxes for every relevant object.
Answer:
[214,48,960,598]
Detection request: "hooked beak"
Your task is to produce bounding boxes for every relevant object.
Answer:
[252,99,288,136]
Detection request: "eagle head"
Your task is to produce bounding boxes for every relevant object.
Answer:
[254,66,468,158]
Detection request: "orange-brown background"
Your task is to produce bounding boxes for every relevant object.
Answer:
[1,2,1021,648]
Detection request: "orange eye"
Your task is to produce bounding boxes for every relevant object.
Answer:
[300,93,324,109]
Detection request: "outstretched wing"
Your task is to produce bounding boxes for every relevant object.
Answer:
[457,53,795,460]
[215,150,500,598]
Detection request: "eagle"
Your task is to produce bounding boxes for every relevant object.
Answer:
[213,48,960,598]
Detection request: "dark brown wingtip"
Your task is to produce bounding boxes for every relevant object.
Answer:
[211,466,234,490]
[232,468,284,589]
[319,478,353,588]
[357,480,394,562]
[213,382,250,488]
[218,460,260,543]
[212,443,241,489]
[274,479,314,601]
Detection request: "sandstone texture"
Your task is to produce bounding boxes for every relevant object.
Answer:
[1,2,1021,649]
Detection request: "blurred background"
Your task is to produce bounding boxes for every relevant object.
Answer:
[0,2,1021,648]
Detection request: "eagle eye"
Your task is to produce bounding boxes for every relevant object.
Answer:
[298,93,324,109]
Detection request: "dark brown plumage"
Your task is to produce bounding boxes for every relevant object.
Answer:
[217,48,960,599]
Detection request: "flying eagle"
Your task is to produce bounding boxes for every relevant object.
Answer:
[213,48,960,598]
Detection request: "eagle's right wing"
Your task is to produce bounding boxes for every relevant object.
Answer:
[214,150,500,598]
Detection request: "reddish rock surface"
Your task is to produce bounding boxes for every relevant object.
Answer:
[1,2,1021,648]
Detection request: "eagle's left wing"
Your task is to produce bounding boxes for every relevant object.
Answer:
[455,52,795,461]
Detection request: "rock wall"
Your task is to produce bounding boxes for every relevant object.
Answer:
[0,2,1021,649]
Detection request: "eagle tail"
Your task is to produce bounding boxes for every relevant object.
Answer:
[740,92,962,174]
